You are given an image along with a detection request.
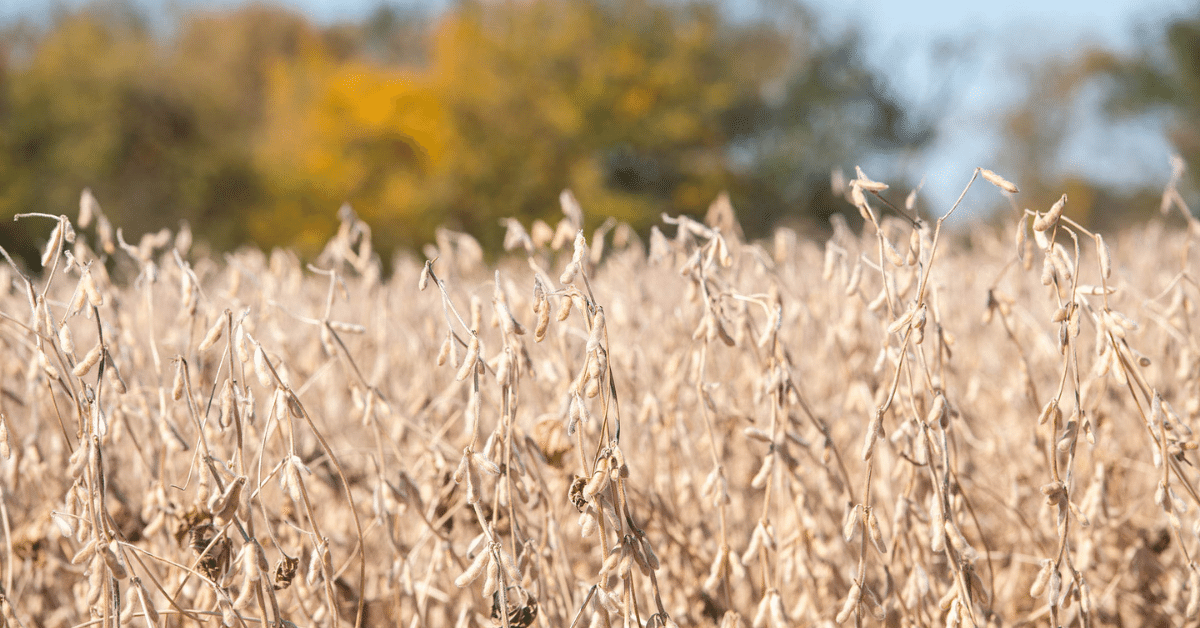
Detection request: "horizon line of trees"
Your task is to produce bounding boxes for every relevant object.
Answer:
[0,0,935,266]
[0,0,1197,268]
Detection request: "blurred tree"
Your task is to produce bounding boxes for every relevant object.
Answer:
[426,0,933,247]
[211,4,435,253]
[731,25,937,235]
[423,0,775,244]
[326,4,431,67]
[0,6,172,260]
[1098,11,1200,215]
[421,0,933,245]
[0,5,326,259]
[0,0,932,262]
[253,50,448,252]
[999,10,1200,230]
[157,6,328,248]
[998,54,1095,224]
[246,0,784,253]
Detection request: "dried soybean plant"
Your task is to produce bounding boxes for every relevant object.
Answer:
[0,195,373,628]
[994,157,1200,627]
[5,162,1200,628]
[424,190,674,628]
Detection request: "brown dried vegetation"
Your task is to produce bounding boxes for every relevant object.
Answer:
[2,167,1200,627]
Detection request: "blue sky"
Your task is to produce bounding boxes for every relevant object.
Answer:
[803,0,1195,214]
[3,0,1196,213]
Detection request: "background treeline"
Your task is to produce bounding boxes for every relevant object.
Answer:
[0,0,934,263]
[0,0,1196,264]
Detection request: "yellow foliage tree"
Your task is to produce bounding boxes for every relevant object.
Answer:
[1,1,926,262]
[422,0,776,243]
[253,44,448,253]
[247,0,775,255]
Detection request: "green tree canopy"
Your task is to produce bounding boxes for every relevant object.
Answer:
[0,0,933,264]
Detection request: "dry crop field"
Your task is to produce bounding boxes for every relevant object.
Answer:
[1,166,1199,628]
